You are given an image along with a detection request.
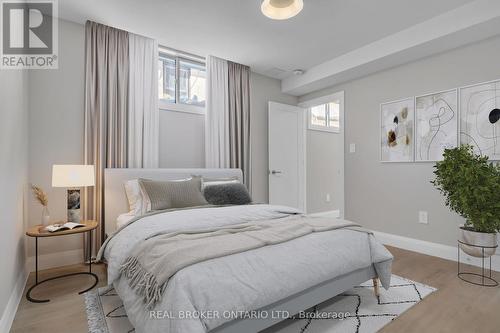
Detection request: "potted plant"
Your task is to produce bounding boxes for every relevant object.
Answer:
[431,145,500,257]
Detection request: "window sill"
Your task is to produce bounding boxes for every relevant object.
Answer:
[308,125,340,133]
[159,101,205,115]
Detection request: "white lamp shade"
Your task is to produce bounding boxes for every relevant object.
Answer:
[52,165,95,187]
[261,0,303,20]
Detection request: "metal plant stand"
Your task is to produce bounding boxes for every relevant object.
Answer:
[457,240,498,287]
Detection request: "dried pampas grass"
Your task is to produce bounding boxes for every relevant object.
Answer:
[31,184,48,207]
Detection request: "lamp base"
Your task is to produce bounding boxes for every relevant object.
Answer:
[67,189,81,222]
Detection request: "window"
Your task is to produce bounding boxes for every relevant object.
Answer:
[309,101,340,132]
[158,56,176,103]
[158,51,206,113]
[310,104,327,127]
[179,59,206,107]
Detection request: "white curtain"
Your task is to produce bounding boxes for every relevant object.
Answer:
[205,55,251,191]
[128,33,159,168]
[205,55,230,168]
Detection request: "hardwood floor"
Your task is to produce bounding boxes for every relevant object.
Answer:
[10,246,500,333]
[381,246,500,333]
[10,264,108,333]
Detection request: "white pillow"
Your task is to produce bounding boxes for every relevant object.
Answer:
[138,181,151,214]
[201,177,240,191]
[124,180,139,212]
[124,179,151,216]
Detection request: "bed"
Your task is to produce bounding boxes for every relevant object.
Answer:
[101,168,393,333]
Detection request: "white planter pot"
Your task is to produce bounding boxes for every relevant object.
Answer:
[459,227,498,258]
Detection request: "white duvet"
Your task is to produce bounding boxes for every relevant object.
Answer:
[101,204,393,333]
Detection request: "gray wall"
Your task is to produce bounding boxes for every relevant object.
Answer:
[299,36,500,247]
[250,72,298,203]
[0,70,29,319]
[159,110,205,168]
[27,19,86,258]
[306,130,343,214]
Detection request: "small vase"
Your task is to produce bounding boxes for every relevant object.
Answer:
[41,206,50,226]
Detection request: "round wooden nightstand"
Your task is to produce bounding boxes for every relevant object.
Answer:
[25,220,99,303]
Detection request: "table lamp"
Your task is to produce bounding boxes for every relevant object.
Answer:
[52,165,95,222]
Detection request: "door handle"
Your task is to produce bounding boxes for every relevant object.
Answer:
[270,170,283,175]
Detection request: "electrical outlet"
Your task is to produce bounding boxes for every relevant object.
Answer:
[349,143,356,153]
[418,211,428,224]
[326,193,331,202]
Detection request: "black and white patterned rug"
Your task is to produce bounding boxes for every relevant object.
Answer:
[85,275,436,333]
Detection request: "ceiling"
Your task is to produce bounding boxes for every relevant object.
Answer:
[59,0,476,80]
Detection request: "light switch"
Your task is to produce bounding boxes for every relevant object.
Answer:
[349,143,356,153]
[418,211,428,224]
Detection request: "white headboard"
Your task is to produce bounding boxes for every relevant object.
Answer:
[104,168,243,235]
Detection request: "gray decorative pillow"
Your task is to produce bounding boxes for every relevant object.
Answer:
[139,177,208,211]
[203,183,252,206]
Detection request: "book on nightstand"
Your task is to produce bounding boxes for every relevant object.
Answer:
[45,222,85,232]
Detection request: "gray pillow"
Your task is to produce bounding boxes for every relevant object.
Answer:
[203,183,252,206]
[139,177,208,211]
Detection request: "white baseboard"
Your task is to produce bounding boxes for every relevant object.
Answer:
[308,210,340,218]
[373,230,500,272]
[0,269,28,333]
[26,248,83,272]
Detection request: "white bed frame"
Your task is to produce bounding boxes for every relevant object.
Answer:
[103,168,378,333]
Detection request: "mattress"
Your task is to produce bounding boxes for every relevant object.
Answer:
[116,212,135,229]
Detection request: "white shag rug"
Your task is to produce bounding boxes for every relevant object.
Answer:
[85,275,436,333]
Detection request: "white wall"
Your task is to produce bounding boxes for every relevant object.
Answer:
[0,70,29,329]
[299,36,500,247]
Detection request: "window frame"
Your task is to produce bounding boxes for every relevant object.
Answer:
[158,51,206,115]
[307,101,341,133]
[299,91,344,134]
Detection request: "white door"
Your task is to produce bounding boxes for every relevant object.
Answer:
[268,102,306,211]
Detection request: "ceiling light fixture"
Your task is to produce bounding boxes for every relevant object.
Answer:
[261,0,303,20]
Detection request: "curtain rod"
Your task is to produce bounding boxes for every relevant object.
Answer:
[158,45,205,62]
